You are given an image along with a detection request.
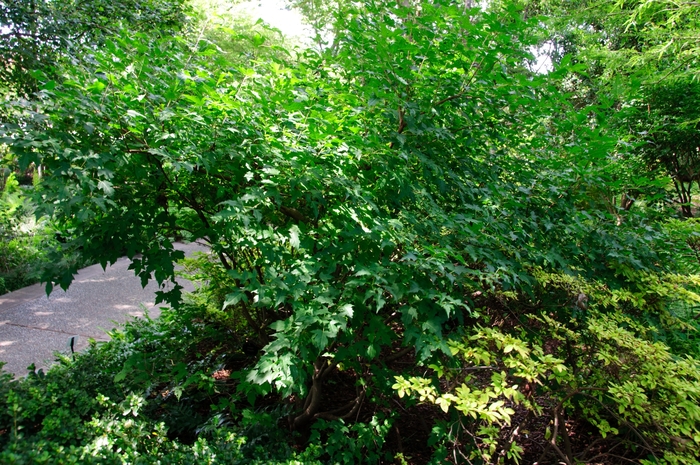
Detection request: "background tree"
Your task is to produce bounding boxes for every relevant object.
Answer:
[624,79,700,217]
[0,0,189,95]
[525,0,700,216]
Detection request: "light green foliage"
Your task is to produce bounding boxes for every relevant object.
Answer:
[618,0,700,81]
[394,328,568,463]
[189,0,292,67]
[536,272,700,464]
[585,316,700,463]
[394,265,700,463]
[0,171,89,295]
[0,172,24,228]
[0,174,45,294]
[287,0,346,51]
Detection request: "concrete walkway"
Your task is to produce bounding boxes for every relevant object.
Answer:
[0,242,207,377]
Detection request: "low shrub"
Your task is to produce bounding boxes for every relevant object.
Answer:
[2,268,700,464]
[0,302,322,464]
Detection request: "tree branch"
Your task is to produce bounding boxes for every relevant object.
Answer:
[280,205,309,223]
[384,346,413,363]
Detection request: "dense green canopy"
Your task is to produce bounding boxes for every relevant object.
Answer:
[1,1,700,463]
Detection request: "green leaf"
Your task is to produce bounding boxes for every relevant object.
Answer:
[289,225,301,249]
[97,180,114,195]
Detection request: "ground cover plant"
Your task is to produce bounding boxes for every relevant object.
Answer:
[0,302,324,464]
[1,0,700,463]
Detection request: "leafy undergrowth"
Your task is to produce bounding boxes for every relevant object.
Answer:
[0,301,322,464]
[0,172,88,296]
[1,266,699,465]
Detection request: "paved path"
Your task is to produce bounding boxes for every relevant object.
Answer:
[0,242,207,377]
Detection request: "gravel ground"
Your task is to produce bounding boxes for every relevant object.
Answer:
[0,242,208,377]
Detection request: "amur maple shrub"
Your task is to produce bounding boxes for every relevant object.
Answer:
[1,0,699,463]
